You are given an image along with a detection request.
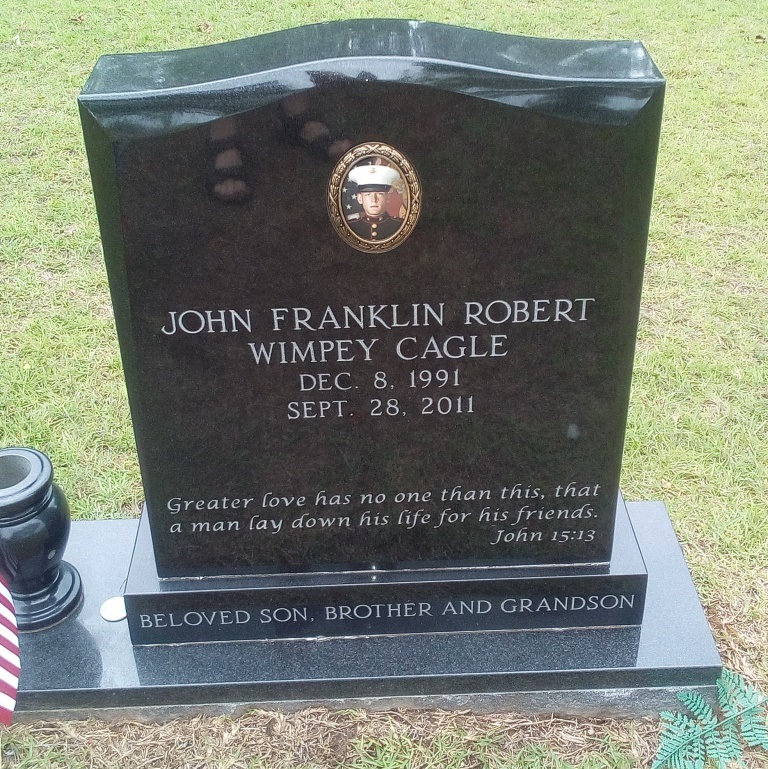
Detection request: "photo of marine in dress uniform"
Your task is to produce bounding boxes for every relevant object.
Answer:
[345,162,405,242]
[329,143,420,252]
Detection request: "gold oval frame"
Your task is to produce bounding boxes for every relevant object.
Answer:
[328,143,421,253]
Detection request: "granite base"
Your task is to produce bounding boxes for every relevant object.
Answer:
[124,498,647,644]
[15,501,721,720]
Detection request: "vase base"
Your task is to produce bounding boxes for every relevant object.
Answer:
[14,562,83,632]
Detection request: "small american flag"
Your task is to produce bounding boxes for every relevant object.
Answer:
[0,574,19,726]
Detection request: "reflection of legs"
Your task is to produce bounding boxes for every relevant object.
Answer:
[279,92,351,161]
[206,116,252,204]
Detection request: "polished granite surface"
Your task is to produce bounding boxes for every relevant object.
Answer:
[80,22,665,578]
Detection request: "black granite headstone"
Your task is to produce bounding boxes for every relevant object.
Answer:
[79,21,664,645]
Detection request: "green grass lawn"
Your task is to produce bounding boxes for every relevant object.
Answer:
[1,0,767,766]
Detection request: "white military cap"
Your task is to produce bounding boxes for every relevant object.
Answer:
[348,164,401,191]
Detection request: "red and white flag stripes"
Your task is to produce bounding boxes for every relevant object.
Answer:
[0,575,19,726]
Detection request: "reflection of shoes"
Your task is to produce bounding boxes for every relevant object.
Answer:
[279,95,351,162]
[206,139,252,205]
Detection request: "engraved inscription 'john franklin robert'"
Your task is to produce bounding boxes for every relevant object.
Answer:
[158,299,597,335]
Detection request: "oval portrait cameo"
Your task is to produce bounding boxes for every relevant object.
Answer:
[328,143,421,253]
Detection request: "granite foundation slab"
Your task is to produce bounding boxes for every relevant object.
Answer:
[14,501,720,720]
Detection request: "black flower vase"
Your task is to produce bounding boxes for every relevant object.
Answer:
[0,447,83,630]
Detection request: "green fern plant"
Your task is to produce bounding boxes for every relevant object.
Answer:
[653,669,768,769]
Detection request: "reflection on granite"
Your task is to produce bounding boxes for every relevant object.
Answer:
[17,520,139,708]
[133,627,641,690]
[20,618,102,691]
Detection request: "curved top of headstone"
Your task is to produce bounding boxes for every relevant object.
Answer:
[82,20,663,95]
[79,20,664,135]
